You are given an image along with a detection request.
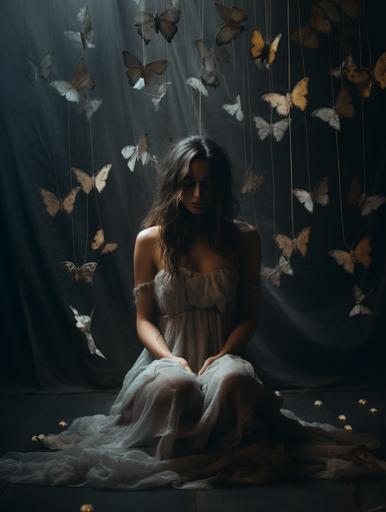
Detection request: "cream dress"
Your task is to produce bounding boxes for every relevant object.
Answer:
[0,267,385,489]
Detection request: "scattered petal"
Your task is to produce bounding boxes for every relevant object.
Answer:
[314,400,323,407]
[80,505,94,512]
[344,424,353,432]
[338,414,347,421]
[369,407,379,414]
[358,398,368,406]
[58,420,68,428]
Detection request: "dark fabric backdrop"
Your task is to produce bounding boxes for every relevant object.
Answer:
[1,0,385,392]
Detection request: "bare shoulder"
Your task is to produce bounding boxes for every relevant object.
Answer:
[136,225,161,244]
[134,226,161,275]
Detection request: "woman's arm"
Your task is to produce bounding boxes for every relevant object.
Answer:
[134,229,194,372]
[198,225,261,375]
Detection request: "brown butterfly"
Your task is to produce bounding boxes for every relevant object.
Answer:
[331,0,361,19]
[249,30,282,67]
[291,26,320,50]
[261,255,294,287]
[310,1,340,33]
[134,7,181,44]
[40,187,81,218]
[292,177,329,213]
[311,87,354,131]
[195,40,229,87]
[328,237,371,274]
[339,53,386,98]
[215,3,248,45]
[273,227,311,259]
[72,164,112,195]
[50,58,95,103]
[241,174,265,194]
[122,51,168,90]
[91,228,118,255]
[62,261,97,285]
[64,5,95,50]
[262,77,309,117]
[346,177,386,217]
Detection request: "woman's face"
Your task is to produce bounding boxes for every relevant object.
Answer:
[180,159,214,215]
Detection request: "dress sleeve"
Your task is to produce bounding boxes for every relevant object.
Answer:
[132,280,154,304]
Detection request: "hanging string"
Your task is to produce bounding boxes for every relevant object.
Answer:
[198,0,205,136]
[357,17,367,194]
[361,2,373,69]
[296,0,312,192]
[327,33,349,249]
[287,0,295,239]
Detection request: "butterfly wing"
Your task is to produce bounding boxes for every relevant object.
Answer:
[311,107,340,130]
[293,189,314,213]
[360,195,386,216]
[95,164,112,193]
[142,60,168,87]
[267,33,282,66]
[262,93,291,117]
[91,228,104,251]
[122,51,144,87]
[335,87,354,119]
[353,237,371,268]
[138,134,151,166]
[272,118,289,141]
[241,175,265,194]
[186,77,209,96]
[40,188,61,217]
[278,255,294,276]
[158,7,181,42]
[121,144,138,172]
[222,95,243,121]
[72,59,95,93]
[50,81,79,103]
[261,265,281,286]
[216,24,245,45]
[290,77,309,111]
[273,234,294,259]
[349,304,372,317]
[195,40,219,87]
[312,177,329,206]
[328,249,354,273]
[37,52,52,80]
[72,168,93,194]
[80,97,103,121]
[296,226,311,256]
[254,116,271,140]
[249,30,265,60]
[291,26,320,49]
[374,52,386,89]
[134,12,155,44]
[62,186,81,214]
[79,262,98,285]
[310,4,333,33]
[62,261,80,281]
[215,3,248,24]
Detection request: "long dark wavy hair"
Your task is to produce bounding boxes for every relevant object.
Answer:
[142,136,242,277]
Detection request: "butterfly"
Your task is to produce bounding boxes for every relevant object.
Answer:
[311,87,354,131]
[122,51,168,90]
[40,187,81,218]
[79,97,103,120]
[134,7,181,44]
[249,30,282,67]
[91,228,118,255]
[291,26,320,50]
[50,58,95,103]
[337,53,386,98]
[254,116,289,142]
[186,77,209,96]
[346,177,386,217]
[292,177,329,213]
[241,174,265,194]
[215,3,248,45]
[195,40,229,88]
[328,237,371,274]
[64,5,95,50]
[28,51,52,81]
[69,306,106,359]
[349,285,372,317]
[72,164,112,195]
[331,0,361,19]
[262,77,309,117]
[261,255,294,287]
[144,80,172,111]
[273,227,311,259]
[121,134,157,172]
[222,94,243,121]
[62,261,98,285]
[309,1,340,33]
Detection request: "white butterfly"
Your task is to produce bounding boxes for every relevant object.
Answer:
[292,177,329,213]
[79,97,102,120]
[311,88,354,131]
[349,286,372,317]
[64,5,95,49]
[72,164,112,194]
[254,116,289,142]
[28,51,52,81]
[261,256,293,287]
[69,306,106,359]
[144,81,172,111]
[186,77,209,96]
[222,94,243,121]
[121,134,157,172]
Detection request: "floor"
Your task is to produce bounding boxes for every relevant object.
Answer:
[0,389,385,512]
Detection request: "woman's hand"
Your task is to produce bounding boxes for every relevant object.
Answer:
[167,355,195,374]
[198,354,223,376]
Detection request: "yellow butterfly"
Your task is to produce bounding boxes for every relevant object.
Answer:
[262,77,309,117]
[249,30,282,67]
[328,237,371,274]
[40,187,81,218]
[72,164,112,195]
[215,3,248,45]
[292,177,329,213]
[311,87,354,131]
[346,177,386,217]
[241,174,265,194]
[273,227,311,259]
[62,261,97,285]
[91,228,118,255]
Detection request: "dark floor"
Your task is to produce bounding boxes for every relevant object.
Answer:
[0,389,385,512]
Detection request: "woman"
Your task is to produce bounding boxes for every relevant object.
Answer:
[0,136,385,489]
